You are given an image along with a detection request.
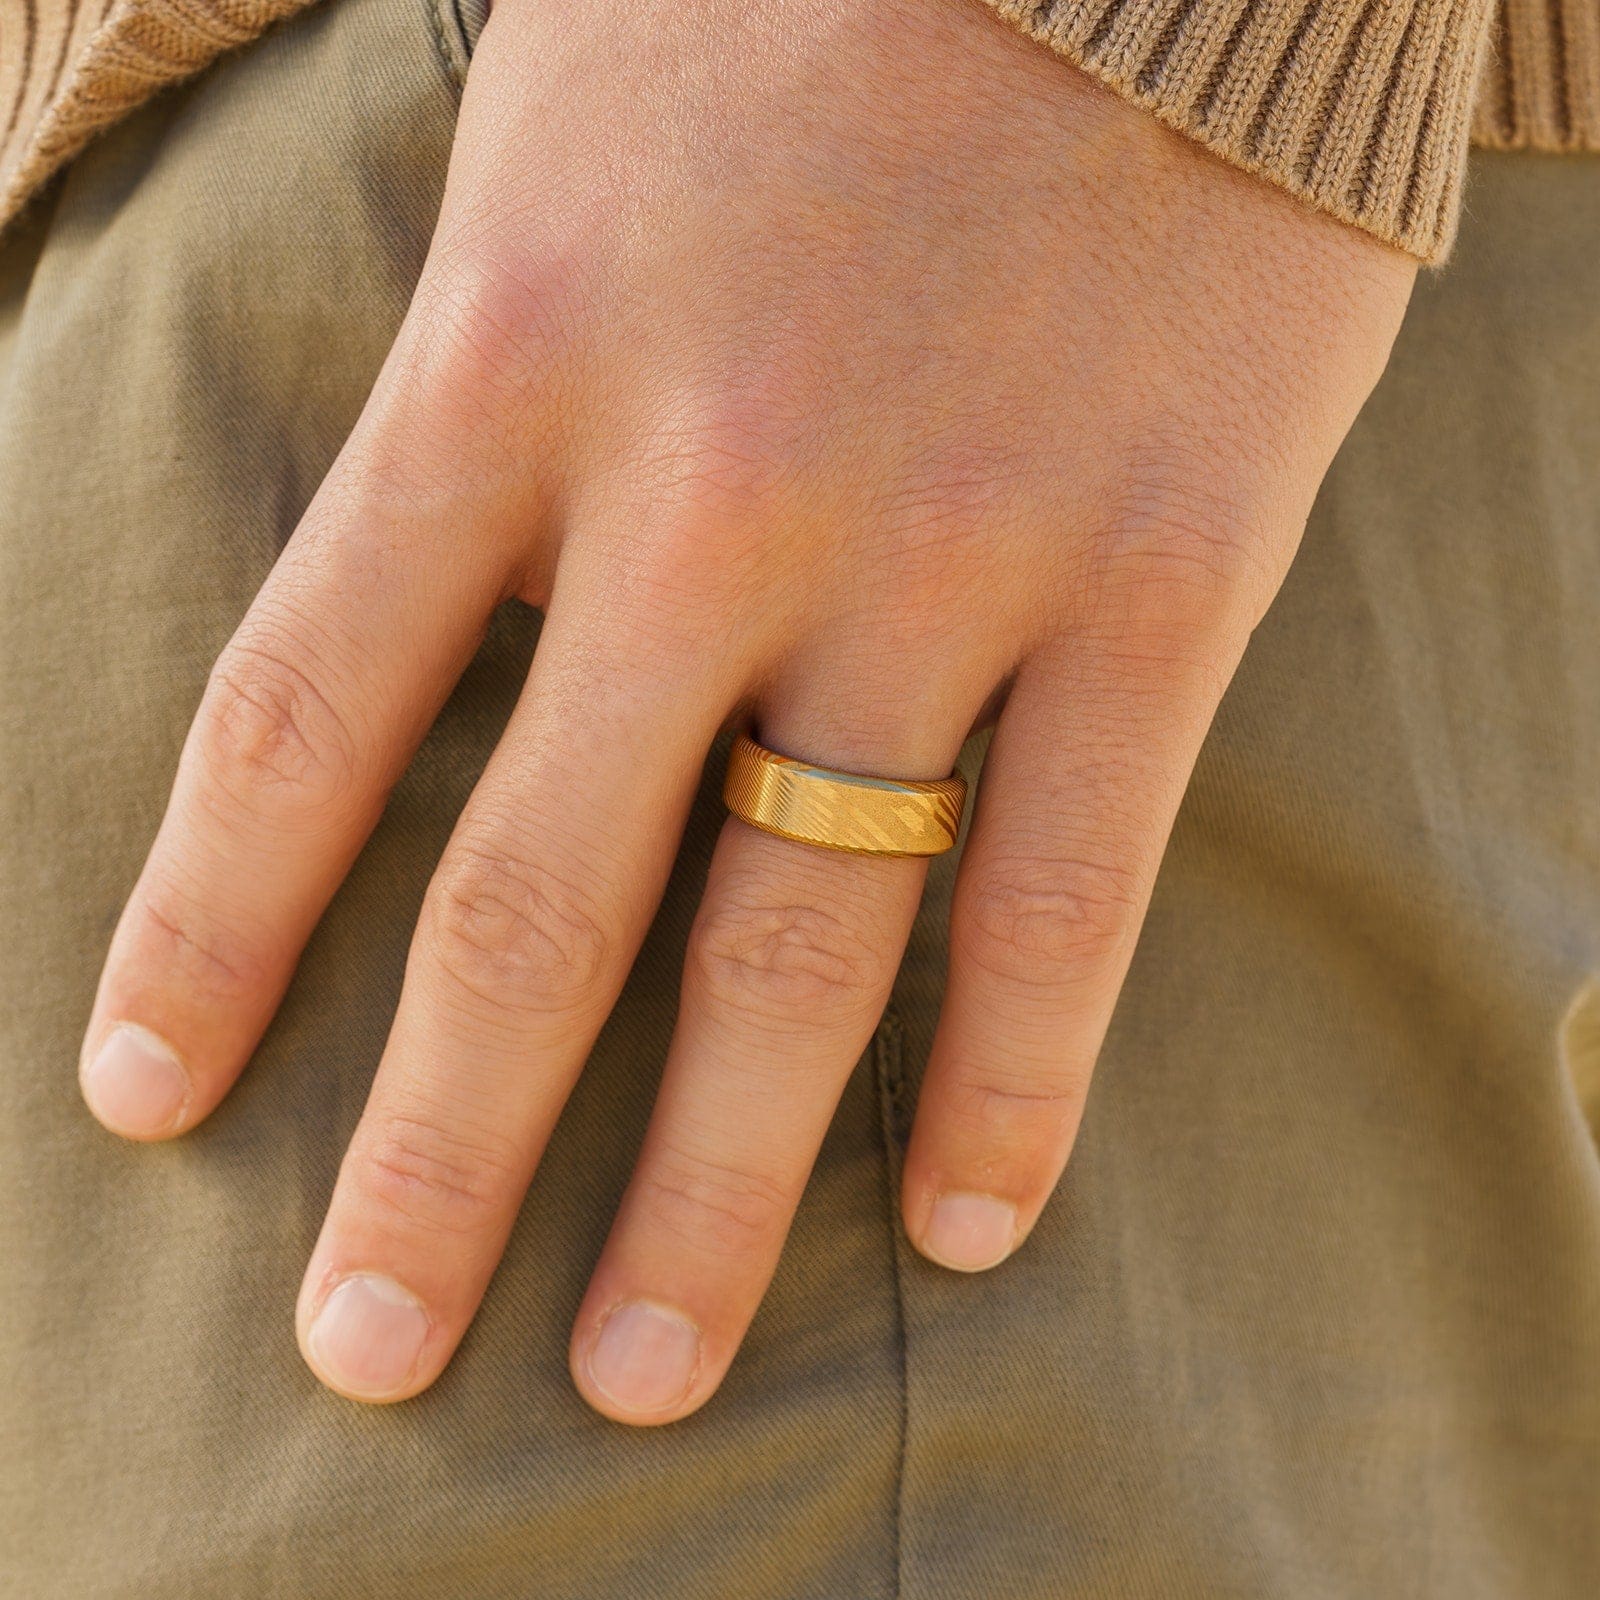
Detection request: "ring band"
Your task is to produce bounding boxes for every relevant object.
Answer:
[722,732,967,858]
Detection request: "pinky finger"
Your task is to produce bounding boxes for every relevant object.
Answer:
[903,625,1238,1272]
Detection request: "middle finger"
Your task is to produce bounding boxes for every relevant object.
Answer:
[294,548,735,1403]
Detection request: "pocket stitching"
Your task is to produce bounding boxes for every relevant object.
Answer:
[426,0,472,93]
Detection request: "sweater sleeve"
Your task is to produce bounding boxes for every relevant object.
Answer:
[977,0,1496,263]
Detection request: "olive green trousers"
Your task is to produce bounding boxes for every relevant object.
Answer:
[2,0,1597,1593]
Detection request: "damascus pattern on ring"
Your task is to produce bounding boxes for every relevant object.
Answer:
[723,735,966,857]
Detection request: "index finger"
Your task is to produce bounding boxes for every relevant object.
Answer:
[78,439,512,1140]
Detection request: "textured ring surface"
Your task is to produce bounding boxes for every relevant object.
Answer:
[722,732,967,858]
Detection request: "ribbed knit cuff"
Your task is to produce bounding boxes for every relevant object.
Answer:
[979,0,1495,263]
[1472,0,1600,150]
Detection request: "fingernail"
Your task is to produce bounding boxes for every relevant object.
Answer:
[307,1273,430,1400]
[923,1192,1018,1272]
[586,1300,701,1415]
[81,1024,192,1138]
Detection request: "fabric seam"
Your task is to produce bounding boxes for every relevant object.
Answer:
[425,0,469,94]
[871,1009,911,1600]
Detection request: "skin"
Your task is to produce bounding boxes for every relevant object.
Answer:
[77,0,1416,1424]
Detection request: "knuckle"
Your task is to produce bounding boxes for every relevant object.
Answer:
[428,840,614,1017]
[359,1113,523,1238]
[687,891,889,1025]
[959,856,1143,986]
[1129,530,1276,645]
[875,439,1022,574]
[625,410,797,589]
[405,247,584,416]
[940,1062,1088,1141]
[197,639,361,820]
[637,1149,793,1258]
[133,880,272,999]
[654,417,786,527]
[357,248,587,495]
[1094,454,1286,638]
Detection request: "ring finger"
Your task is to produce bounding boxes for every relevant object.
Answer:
[569,686,976,1424]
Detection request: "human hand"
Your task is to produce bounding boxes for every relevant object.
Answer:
[78,0,1414,1423]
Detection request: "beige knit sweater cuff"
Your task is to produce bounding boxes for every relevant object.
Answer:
[979,0,1494,263]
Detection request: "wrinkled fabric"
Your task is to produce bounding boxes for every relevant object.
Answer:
[1,0,1597,1593]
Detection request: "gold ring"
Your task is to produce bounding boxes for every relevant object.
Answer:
[722,732,967,858]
